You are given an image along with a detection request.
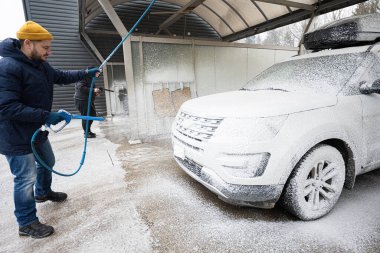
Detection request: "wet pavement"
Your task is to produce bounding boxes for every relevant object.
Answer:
[0,119,153,253]
[0,117,379,252]
[101,118,380,253]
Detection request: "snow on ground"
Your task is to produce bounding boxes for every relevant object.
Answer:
[115,137,380,253]
[0,117,379,252]
[101,118,379,253]
[0,120,153,253]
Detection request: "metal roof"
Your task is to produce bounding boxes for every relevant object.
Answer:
[80,0,368,41]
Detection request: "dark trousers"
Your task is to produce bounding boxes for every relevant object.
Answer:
[75,99,97,133]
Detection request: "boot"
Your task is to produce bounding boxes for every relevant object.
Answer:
[19,221,54,239]
[35,191,67,203]
[85,132,96,138]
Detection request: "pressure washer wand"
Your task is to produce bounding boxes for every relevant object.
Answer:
[99,87,127,95]
[98,0,156,69]
[100,88,115,92]
[46,109,105,133]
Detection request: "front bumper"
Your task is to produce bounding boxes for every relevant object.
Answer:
[174,156,283,209]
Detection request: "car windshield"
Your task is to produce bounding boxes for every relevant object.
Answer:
[243,52,366,94]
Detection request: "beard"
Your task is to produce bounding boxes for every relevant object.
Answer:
[30,48,47,62]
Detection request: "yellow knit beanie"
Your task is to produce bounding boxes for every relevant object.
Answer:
[16,20,53,40]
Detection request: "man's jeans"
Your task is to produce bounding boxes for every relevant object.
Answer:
[5,140,55,227]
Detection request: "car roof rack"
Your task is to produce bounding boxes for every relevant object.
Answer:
[303,12,380,51]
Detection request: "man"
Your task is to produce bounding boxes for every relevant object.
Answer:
[74,66,101,138]
[0,21,100,238]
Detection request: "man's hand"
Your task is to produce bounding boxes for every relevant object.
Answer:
[86,68,101,78]
[45,112,65,126]
[94,88,101,96]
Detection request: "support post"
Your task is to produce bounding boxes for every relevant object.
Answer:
[298,10,317,55]
[98,0,141,142]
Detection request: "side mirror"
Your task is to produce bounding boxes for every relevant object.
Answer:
[359,80,380,94]
[373,79,380,88]
[359,82,371,94]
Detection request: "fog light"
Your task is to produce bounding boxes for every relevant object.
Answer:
[217,153,270,178]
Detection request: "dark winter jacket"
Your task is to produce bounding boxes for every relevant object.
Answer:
[0,38,87,155]
[74,76,96,102]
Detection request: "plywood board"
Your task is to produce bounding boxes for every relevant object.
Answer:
[171,87,191,112]
[152,88,176,117]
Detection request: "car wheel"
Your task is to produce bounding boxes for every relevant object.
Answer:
[281,144,345,220]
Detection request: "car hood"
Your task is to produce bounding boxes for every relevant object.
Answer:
[180,90,337,118]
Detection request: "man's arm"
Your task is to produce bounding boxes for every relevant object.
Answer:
[52,67,87,85]
[51,65,100,85]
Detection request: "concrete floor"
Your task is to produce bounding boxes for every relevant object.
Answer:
[0,118,379,252]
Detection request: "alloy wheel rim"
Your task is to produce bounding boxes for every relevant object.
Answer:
[303,160,339,210]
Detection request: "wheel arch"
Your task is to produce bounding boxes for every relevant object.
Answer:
[320,139,356,189]
[280,137,358,191]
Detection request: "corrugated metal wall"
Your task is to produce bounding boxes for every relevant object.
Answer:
[23,0,107,115]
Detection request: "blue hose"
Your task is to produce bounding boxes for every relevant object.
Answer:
[31,0,157,176]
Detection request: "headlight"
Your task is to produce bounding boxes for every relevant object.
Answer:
[214,115,288,142]
[217,152,271,178]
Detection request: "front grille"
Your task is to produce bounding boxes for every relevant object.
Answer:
[174,136,203,152]
[175,112,223,142]
[176,157,203,177]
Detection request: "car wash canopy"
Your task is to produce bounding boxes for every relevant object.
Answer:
[81,0,367,42]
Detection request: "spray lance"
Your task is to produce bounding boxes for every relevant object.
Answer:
[43,109,105,134]
[31,0,157,176]
[98,87,127,95]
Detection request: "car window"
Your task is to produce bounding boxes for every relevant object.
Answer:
[339,51,380,96]
[361,53,380,87]
[244,52,366,95]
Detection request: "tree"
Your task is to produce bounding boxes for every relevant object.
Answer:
[244,35,261,44]
[240,4,370,46]
[282,29,294,47]
[262,29,282,46]
[353,0,379,15]
[289,19,309,45]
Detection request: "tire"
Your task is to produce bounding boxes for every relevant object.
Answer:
[281,144,345,220]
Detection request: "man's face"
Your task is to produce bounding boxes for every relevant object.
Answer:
[30,40,52,61]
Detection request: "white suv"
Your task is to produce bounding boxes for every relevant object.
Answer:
[171,13,380,220]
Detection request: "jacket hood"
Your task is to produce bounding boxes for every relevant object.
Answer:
[180,90,337,118]
[0,38,36,65]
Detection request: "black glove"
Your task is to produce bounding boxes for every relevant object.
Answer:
[45,112,65,126]
[86,68,101,78]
